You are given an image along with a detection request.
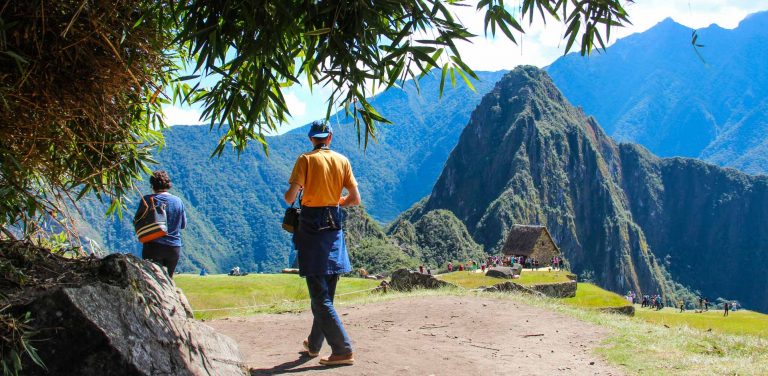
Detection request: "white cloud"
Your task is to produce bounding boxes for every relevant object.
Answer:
[163,105,206,126]
[284,92,307,118]
[446,1,767,71]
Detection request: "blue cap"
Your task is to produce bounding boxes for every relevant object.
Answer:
[308,122,333,138]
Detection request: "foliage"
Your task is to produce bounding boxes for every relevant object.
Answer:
[0,311,45,376]
[171,0,631,157]
[349,237,421,275]
[391,209,486,269]
[0,241,102,375]
[342,205,420,274]
[0,0,178,238]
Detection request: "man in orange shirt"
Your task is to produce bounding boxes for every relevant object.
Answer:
[284,121,360,366]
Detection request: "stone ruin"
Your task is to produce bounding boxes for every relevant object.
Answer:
[389,268,457,291]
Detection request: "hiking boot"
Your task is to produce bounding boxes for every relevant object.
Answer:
[319,352,354,366]
[302,340,319,358]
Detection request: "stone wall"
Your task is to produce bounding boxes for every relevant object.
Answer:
[528,281,577,298]
[483,281,577,299]
[530,234,560,266]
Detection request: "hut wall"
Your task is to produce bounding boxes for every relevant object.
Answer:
[529,234,559,265]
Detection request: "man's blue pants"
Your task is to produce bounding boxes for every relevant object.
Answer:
[305,274,353,355]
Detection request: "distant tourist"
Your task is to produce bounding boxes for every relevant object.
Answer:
[135,170,187,277]
[723,302,730,316]
[284,121,358,366]
[459,264,464,272]
[704,298,710,312]
[199,268,207,276]
[419,265,424,274]
[447,262,453,272]
[679,300,684,313]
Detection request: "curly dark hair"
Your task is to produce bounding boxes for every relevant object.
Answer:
[150,170,172,191]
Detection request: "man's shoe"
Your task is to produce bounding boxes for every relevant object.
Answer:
[319,352,354,366]
[302,340,319,358]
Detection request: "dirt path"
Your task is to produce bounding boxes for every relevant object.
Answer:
[209,295,623,375]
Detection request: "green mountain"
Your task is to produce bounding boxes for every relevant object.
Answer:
[546,11,768,174]
[388,203,485,268]
[76,71,506,273]
[415,66,768,311]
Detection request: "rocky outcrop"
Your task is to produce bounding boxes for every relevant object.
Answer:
[528,282,577,298]
[599,306,636,316]
[389,269,456,291]
[485,265,521,279]
[482,281,545,297]
[14,254,245,376]
[482,281,576,299]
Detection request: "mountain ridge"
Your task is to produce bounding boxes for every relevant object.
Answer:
[412,65,767,310]
[546,10,768,174]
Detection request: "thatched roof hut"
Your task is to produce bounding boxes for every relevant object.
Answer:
[502,225,560,263]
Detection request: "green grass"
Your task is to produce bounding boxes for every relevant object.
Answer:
[561,282,631,308]
[174,273,381,320]
[635,307,768,338]
[436,270,573,289]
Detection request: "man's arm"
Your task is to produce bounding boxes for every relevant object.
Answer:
[284,183,302,205]
[339,185,361,207]
[180,201,187,229]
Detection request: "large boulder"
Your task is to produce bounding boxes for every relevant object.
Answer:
[389,269,456,291]
[485,265,522,279]
[13,253,245,376]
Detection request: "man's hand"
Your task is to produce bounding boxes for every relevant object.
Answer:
[284,183,302,205]
[339,186,361,207]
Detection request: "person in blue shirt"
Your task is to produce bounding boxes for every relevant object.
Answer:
[136,170,187,277]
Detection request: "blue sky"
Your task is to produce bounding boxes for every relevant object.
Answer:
[163,1,768,133]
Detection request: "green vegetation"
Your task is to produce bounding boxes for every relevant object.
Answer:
[635,308,768,338]
[174,274,381,320]
[562,283,631,309]
[438,270,573,289]
[526,295,768,375]
[389,209,486,268]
